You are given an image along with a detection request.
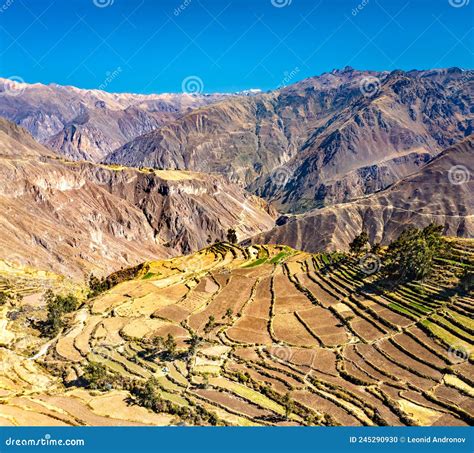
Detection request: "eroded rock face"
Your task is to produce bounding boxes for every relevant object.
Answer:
[104,68,473,213]
[0,80,227,161]
[0,119,276,278]
[247,135,474,252]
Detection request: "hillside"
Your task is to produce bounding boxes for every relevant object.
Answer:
[104,68,473,212]
[0,78,226,161]
[0,241,472,426]
[0,119,276,278]
[248,135,474,252]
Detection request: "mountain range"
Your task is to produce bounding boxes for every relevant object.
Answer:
[0,77,227,162]
[104,67,472,212]
[248,135,473,252]
[0,67,472,278]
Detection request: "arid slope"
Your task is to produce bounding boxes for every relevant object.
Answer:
[248,135,474,252]
[0,119,276,278]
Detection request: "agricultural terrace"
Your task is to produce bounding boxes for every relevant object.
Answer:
[0,241,473,426]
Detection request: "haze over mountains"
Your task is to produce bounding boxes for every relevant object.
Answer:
[0,77,227,162]
[0,67,472,277]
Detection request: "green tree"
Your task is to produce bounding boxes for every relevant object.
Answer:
[164,333,177,357]
[202,372,210,389]
[44,301,64,337]
[188,332,200,357]
[226,228,238,244]
[371,242,382,255]
[282,392,295,419]
[87,273,107,298]
[152,335,164,349]
[224,308,233,320]
[349,231,369,255]
[383,224,445,282]
[83,362,111,390]
[204,315,216,333]
[42,290,79,337]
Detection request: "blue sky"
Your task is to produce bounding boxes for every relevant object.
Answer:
[0,0,472,93]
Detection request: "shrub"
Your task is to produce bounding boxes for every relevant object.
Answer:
[226,228,238,244]
[204,315,216,333]
[282,392,295,419]
[0,291,12,306]
[164,333,177,357]
[0,290,22,306]
[87,263,145,298]
[371,242,382,255]
[83,362,114,390]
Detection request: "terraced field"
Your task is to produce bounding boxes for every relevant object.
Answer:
[0,241,473,426]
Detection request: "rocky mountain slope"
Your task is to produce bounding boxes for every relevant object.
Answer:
[104,68,473,212]
[0,78,226,161]
[247,135,473,252]
[104,68,383,185]
[0,119,276,278]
